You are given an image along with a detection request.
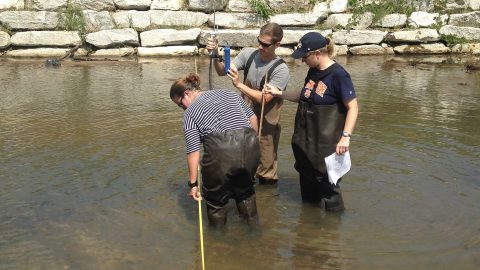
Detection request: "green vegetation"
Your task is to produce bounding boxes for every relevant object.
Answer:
[432,14,446,31]
[56,2,87,53]
[308,0,323,6]
[182,0,188,10]
[347,0,415,27]
[433,0,447,12]
[0,23,12,35]
[127,15,134,29]
[247,0,273,19]
[440,34,468,46]
[347,0,452,28]
[58,3,86,33]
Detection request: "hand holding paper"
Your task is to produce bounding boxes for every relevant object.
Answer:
[324,151,351,185]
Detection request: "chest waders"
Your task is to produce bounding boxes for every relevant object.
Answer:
[200,128,260,227]
[243,51,286,182]
[291,100,346,211]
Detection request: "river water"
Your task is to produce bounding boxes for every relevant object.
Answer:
[1,55,479,270]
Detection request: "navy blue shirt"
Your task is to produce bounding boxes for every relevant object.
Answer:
[300,63,356,105]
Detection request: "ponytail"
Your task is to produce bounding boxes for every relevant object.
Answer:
[319,37,336,59]
[326,37,336,59]
[170,73,202,100]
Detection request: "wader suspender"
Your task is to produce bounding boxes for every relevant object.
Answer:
[243,50,286,90]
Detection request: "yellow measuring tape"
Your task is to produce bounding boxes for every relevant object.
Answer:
[193,54,205,270]
[197,166,205,270]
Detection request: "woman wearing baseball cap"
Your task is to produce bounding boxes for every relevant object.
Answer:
[265,32,359,211]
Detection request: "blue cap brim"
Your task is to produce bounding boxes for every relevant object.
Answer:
[291,48,307,59]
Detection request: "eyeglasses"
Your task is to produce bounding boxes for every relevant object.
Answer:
[177,94,186,109]
[257,36,274,48]
[302,50,317,59]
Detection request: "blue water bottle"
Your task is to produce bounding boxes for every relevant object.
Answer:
[224,46,230,75]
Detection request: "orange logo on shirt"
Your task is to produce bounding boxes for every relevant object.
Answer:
[304,80,315,98]
[315,81,327,97]
[304,89,311,98]
[305,80,315,90]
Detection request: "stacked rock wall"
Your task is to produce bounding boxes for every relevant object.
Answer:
[0,0,479,57]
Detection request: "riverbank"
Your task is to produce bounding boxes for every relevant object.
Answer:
[1,0,480,58]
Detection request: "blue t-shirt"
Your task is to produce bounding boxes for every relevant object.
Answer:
[300,63,356,105]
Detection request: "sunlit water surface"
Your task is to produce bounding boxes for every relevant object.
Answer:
[1,55,479,270]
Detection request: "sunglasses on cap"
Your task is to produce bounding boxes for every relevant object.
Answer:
[257,36,274,48]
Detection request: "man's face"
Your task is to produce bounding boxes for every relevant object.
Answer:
[257,34,277,56]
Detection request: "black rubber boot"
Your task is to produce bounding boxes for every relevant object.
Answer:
[236,194,259,225]
[206,203,229,228]
[322,193,344,212]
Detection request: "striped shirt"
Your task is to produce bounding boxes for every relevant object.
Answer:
[183,89,255,154]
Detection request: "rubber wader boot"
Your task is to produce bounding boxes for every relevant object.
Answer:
[322,193,344,212]
[236,194,259,225]
[206,203,229,228]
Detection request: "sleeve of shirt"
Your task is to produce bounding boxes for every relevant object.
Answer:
[232,48,255,71]
[183,114,201,155]
[268,63,290,91]
[334,69,357,102]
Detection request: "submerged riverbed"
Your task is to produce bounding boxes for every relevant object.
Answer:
[1,56,479,270]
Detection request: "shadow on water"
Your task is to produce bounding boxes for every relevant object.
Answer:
[0,55,479,270]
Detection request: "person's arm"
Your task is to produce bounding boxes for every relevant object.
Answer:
[227,67,276,104]
[206,37,227,76]
[187,150,201,201]
[264,84,301,103]
[183,113,202,201]
[336,97,358,155]
[249,114,258,134]
[213,58,226,76]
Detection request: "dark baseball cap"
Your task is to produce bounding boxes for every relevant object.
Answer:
[291,32,328,59]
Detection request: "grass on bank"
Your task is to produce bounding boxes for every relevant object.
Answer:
[346,0,450,29]
[0,23,13,35]
[247,0,325,17]
[441,34,469,46]
[347,0,415,28]
[247,0,273,19]
[58,3,86,33]
[56,2,87,55]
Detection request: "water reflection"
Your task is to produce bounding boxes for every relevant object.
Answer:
[290,206,345,270]
[1,56,479,270]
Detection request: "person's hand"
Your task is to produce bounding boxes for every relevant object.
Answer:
[206,37,218,54]
[264,83,282,97]
[336,136,350,155]
[189,186,202,201]
[227,66,241,88]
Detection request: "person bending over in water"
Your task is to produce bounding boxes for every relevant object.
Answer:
[170,73,260,227]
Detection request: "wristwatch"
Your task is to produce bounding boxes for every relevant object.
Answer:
[187,180,198,188]
[342,131,351,138]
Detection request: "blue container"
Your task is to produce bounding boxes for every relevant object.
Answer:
[224,46,230,74]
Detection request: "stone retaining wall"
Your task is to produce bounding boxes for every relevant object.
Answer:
[1,0,479,58]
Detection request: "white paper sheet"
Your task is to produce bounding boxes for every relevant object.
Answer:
[324,151,351,185]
